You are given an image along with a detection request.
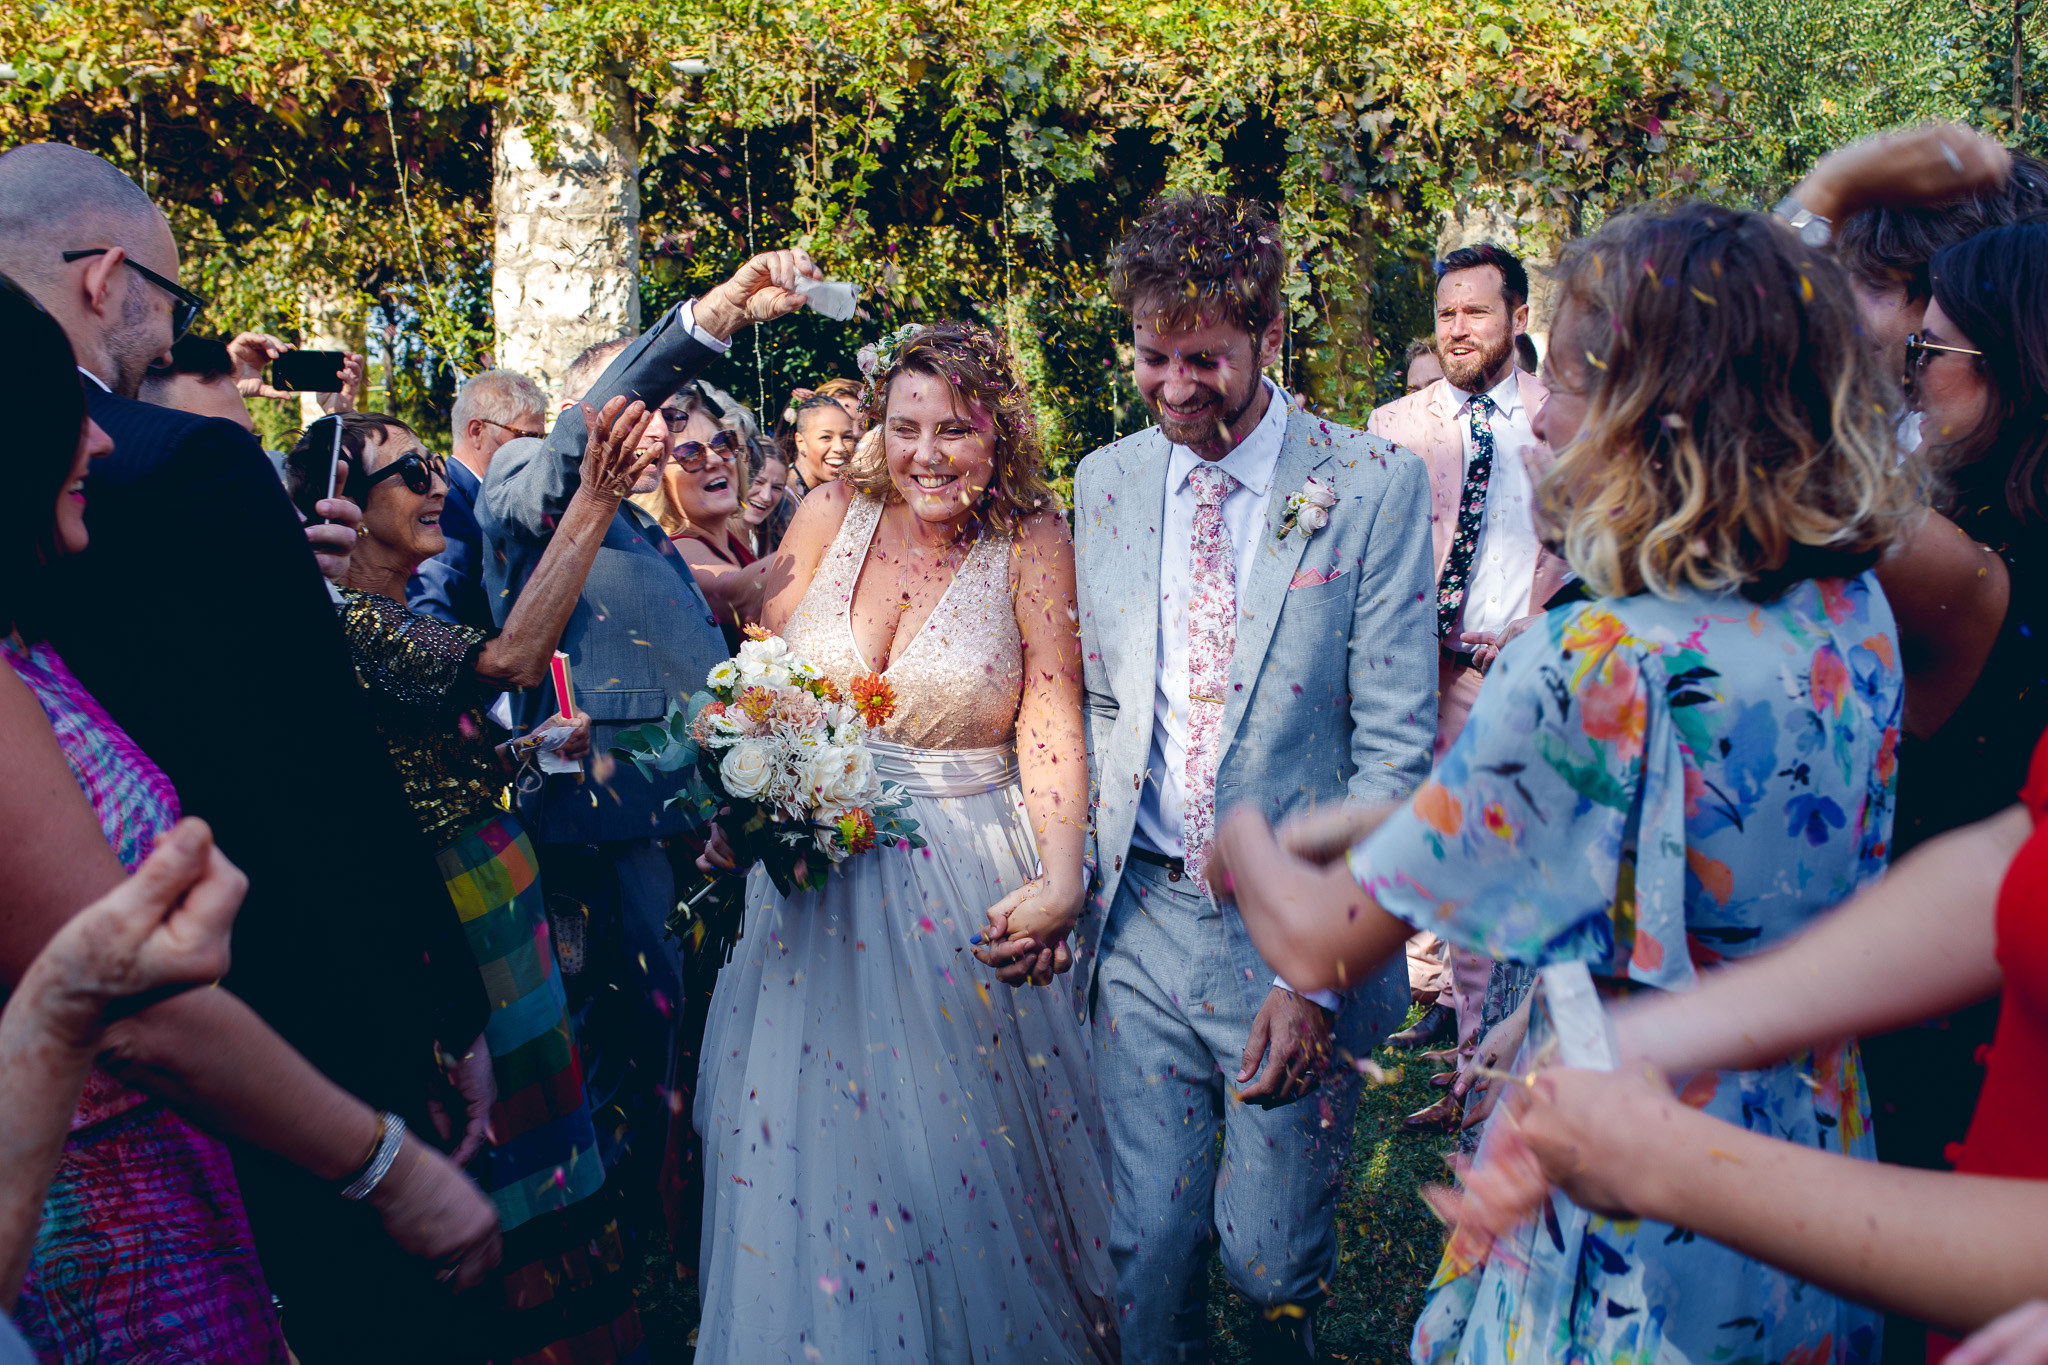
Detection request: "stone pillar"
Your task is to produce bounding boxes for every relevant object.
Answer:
[492,81,641,400]
[296,285,367,426]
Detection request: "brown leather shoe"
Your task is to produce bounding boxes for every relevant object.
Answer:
[1387,1003,1454,1048]
[1402,1093,1463,1132]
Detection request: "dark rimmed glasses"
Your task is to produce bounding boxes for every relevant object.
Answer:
[360,450,447,497]
[61,249,208,341]
[1904,332,1983,391]
[672,429,740,473]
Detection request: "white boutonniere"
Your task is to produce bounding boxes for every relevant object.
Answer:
[1275,475,1338,540]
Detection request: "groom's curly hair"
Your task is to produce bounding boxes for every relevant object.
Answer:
[1108,192,1286,337]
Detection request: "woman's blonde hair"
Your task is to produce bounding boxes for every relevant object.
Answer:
[1544,201,1920,600]
[844,321,1056,538]
[631,392,749,541]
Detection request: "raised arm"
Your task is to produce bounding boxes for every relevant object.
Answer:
[1345,451,1438,802]
[482,250,819,541]
[471,397,657,690]
[977,512,1089,987]
[1616,804,2020,1076]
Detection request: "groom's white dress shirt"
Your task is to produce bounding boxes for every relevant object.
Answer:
[1131,378,1340,1011]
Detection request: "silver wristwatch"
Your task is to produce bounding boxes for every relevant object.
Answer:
[1773,195,1832,247]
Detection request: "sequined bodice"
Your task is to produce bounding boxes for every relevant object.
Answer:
[784,495,1022,751]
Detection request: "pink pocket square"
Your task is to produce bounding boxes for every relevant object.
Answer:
[1289,565,1348,590]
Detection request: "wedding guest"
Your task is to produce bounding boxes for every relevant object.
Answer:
[0,272,499,1362]
[1488,734,2048,1358]
[1077,192,1434,1362]
[411,367,547,631]
[1213,200,1917,1365]
[294,400,658,1363]
[1,818,251,1362]
[737,436,790,557]
[632,385,772,648]
[1404,337,1444,393]
[1366,243,1570,1126]
[478,250,820,1230]
[761,392,859,551]
[0,142,502,1363]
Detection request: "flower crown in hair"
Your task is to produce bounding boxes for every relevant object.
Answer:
[855,323,925,384]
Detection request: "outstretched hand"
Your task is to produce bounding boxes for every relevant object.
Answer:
[21,817,244,1048]
[695,249,825,341]
[576,395,659,500]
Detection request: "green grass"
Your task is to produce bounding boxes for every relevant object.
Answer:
[636,1018,1454,1362]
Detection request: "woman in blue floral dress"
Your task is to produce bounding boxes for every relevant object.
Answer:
[1210,202,1922,1365]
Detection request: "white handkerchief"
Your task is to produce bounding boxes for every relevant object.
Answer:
[795,277,859,321]
[531,725,584,776]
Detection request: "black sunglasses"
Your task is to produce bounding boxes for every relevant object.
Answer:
[673,429,740,472]
[1903,332,1984,390]
[61,249,208,341]
[358,450,447,497]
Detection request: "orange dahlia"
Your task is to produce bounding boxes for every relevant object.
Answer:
[741,623,774,641]
[850,671,896,728]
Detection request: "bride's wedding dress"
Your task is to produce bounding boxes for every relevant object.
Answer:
[694,494,1117,1363]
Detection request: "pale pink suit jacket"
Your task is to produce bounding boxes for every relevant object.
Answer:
[1365,371,1571,750]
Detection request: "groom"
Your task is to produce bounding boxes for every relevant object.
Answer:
[1072,193,1437,1361]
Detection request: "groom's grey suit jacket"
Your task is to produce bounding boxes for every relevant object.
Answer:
[1072,405,1438,1041]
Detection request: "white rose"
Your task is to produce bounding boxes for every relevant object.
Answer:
[806,744,876,811]
[1297,503,1331,533]
[719,738,777,800]
[1301,475,1339,509]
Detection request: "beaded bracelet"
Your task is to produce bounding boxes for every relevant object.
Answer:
[339,1112,407,1201]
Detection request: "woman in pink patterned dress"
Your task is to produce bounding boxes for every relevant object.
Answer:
[0,275,498,1360]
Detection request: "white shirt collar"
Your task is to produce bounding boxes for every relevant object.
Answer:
[77,365,111,393]
[1166,378,1289,497]
[1448,367,1523,420]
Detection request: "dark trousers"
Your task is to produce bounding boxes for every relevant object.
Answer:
[537,837,682,1230]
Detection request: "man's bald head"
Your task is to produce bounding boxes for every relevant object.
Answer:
[0,143,181,397]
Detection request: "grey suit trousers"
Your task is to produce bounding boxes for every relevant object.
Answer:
[1093,859,1363,1363]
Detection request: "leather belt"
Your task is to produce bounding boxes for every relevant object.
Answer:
[1129,845,1187,882]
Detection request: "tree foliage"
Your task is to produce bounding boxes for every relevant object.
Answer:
[0,0,1844,461]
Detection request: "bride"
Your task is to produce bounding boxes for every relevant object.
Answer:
[692,321,1116,1362]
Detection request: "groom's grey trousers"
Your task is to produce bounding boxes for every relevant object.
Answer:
[1093,857,1365,1362]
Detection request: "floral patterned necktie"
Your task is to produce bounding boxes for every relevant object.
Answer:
[1183,463,1239,883]
[1436,392,1496,640]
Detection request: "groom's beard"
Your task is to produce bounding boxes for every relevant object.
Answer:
[1148,373,1264,451]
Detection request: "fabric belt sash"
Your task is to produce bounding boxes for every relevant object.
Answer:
[867,740,1019,798]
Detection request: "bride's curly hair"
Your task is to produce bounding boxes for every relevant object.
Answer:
[844,321,1057,537]
[1544,200,1920,601]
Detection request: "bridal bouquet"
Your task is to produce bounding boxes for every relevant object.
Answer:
[612,631,924,934]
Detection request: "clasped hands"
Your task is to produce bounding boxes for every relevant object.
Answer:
[973,875,1084,987]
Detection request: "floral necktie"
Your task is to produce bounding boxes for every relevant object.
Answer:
[1183,463,1239,883]
[1436,392,1496,640]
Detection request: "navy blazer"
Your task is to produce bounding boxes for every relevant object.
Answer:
[479,302,730,846]
[44,390,488,1093]
[408,456,493,630]
[40,387,493,1353]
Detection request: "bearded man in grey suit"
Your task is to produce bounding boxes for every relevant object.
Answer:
[1070,193,1437,1362]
